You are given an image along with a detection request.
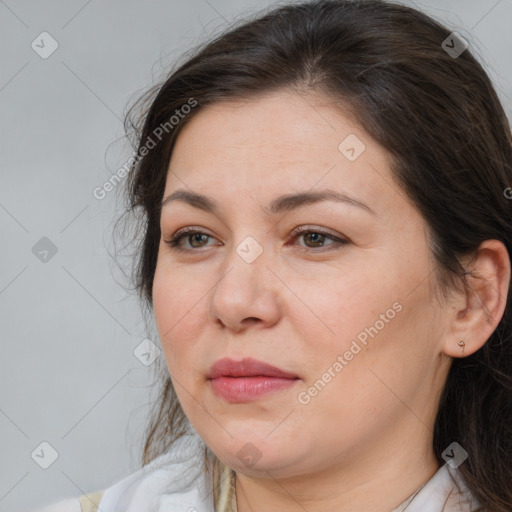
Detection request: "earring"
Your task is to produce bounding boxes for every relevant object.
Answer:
[457,340,465,355]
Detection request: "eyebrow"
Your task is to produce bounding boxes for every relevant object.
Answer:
[161,188,376,216]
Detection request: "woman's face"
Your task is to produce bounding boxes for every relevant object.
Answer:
[153,89,452,479]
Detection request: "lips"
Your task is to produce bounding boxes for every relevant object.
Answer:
[207,357,299,379]
[207,357,300,403]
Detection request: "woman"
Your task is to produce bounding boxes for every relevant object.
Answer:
[35,0,512,511]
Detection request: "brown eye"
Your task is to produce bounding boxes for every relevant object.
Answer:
[291,227,349,250]
[164,226,349,253]
[164,228,216,252]
[188,233,210,248]
[302,232,326,247]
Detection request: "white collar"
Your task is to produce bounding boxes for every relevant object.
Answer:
[393,462,480,512]
[98,434,479,512]
[99,434,214,512]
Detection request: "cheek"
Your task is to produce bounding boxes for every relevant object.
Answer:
[152,261,207,371]
[288,261,395,348]
[288,257,423,396]
[295,261,436,416]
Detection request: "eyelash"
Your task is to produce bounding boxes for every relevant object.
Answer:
[163,226,349,253]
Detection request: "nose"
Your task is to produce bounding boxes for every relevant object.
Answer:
[209,239,282,332]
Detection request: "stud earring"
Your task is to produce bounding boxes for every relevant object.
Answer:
[457,340,465,355]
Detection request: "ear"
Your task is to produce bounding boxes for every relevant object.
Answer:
[442,239,510,358]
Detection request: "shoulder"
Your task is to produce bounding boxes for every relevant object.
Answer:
[30,434,212,512]
[405,463,480,512]
[444,465,481,512]
[30,491,104,512]
[29,498,81,512]
[98,433,214,511]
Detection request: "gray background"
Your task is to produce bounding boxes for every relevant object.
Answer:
[1,1,511,511]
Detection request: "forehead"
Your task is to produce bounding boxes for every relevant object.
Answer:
[171,89,361,158]
[164,89,410,222]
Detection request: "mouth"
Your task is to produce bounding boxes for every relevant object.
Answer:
[207,357,300,403]
[208,357,299,379]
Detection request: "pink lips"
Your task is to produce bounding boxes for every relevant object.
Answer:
[208,357,299,403]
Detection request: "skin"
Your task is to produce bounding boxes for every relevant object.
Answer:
[152,88,510,512]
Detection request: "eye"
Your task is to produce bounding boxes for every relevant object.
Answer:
[163,225,349,253]
[164,227,217,252]
[290,226,349,249]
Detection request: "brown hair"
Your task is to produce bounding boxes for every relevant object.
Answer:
[115,0,512,509]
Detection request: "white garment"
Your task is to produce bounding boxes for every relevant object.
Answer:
[32,433,480,512]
